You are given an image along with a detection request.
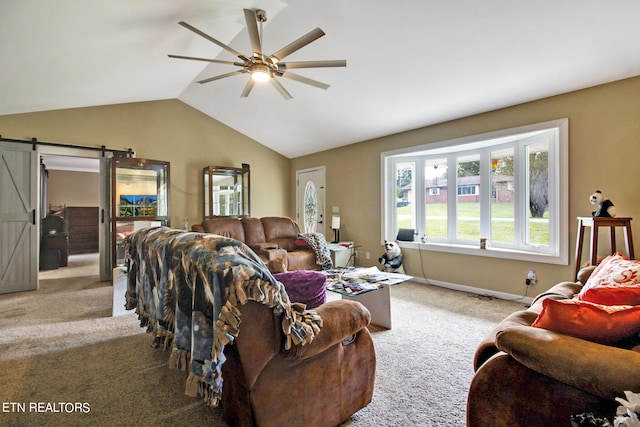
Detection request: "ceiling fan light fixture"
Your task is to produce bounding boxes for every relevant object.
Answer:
[169,8,346,98]
[251,64,271,82]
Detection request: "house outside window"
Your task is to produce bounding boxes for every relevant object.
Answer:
[382,119,569,264]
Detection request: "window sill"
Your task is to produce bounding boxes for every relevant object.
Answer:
[398,241,567,265]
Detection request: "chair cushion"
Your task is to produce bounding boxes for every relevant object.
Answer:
[261,217,300,241]
[241,217,267,246]
[201,218,245,241]
[274,270,326,309]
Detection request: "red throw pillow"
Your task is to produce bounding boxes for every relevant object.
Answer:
[294,238,310,248]
[580,285,640,306]
[578,253,640,305]
[531,298,640,344]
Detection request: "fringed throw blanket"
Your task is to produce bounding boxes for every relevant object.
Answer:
[124,228,323,406]
[300,232,333,269]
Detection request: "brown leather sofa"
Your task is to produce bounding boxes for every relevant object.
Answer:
[221,299,376,427]
[192,217,319,271]
[467,266,640,426]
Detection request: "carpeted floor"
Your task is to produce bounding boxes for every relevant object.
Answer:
[0,254,527,426]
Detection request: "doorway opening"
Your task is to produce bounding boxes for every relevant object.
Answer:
[39,153,102,284]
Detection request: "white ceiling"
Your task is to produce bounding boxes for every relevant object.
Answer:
[2,1,640,160]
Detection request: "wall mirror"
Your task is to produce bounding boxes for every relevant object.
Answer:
[203,165,250,218]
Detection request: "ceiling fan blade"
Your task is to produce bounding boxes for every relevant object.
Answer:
[243,9,262,56]
[280,72,330,90]
[240,79,255,97]
[278,60,346,70]
[197,70,245,84]
[178,21,250,62]
[270,78,292,100]
[270,27,325,61]
[168,54,243,66]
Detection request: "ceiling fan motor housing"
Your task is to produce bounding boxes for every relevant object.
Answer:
[255,9,267,23]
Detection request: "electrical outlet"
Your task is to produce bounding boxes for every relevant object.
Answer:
[365,252,371,260]
[525,270,537,286]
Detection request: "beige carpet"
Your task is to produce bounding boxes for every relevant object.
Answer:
[0,255,527,426]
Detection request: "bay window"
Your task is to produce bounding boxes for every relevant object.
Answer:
[382,119,568,264]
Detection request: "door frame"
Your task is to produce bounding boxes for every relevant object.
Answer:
[296,166,326,237]
[37,146,111,280]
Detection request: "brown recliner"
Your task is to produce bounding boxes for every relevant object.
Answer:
[259,216,318,271]
[467,266,640,426]
[221,299,376,427]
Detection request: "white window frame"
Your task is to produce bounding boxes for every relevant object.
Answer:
[381,118,569,265]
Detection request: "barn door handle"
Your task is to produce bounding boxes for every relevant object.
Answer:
[32,209,36,225]
[101,209,105,224]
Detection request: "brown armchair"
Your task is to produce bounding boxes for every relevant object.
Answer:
[467,266,640,426]
[221,299,376,427]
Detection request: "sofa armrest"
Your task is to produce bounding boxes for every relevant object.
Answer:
[496,325,640,399]
[287,300,371,361]
[473,310,538,370]
[253,246,288,267]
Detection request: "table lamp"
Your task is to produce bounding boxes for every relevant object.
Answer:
[331,215,340,243]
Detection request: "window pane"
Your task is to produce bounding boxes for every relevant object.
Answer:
[396,161,415,233]
[456,154,480,241]
[527,141,550,246]
[491,148,515,244]
[425,158,447,238]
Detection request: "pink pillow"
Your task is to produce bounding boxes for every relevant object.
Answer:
[578,253,640,305]
[532,298,640,344]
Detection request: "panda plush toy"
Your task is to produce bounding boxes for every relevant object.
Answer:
[590,190,616,218]
[378,240,404,273]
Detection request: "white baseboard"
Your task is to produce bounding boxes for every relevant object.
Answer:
[409,276,534,305]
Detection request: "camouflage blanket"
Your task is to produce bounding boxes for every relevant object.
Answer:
[124,227,323,406]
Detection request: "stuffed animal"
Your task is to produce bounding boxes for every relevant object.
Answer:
[378,240,404,273]
[589,190,616,217]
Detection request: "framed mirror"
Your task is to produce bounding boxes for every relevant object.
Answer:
[203,165,250,218]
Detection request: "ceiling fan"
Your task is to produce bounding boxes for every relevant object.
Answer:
[168,8,346,100]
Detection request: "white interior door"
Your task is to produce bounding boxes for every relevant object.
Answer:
[296,167,326,237]
[0,141,38,294]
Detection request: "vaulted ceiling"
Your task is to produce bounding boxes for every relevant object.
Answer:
[2,1,640,159]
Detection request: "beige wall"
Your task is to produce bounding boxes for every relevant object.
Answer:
[0,99,291,227]
[291,75,640,296]
[46,170,100,208]
[2,77,639,296]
